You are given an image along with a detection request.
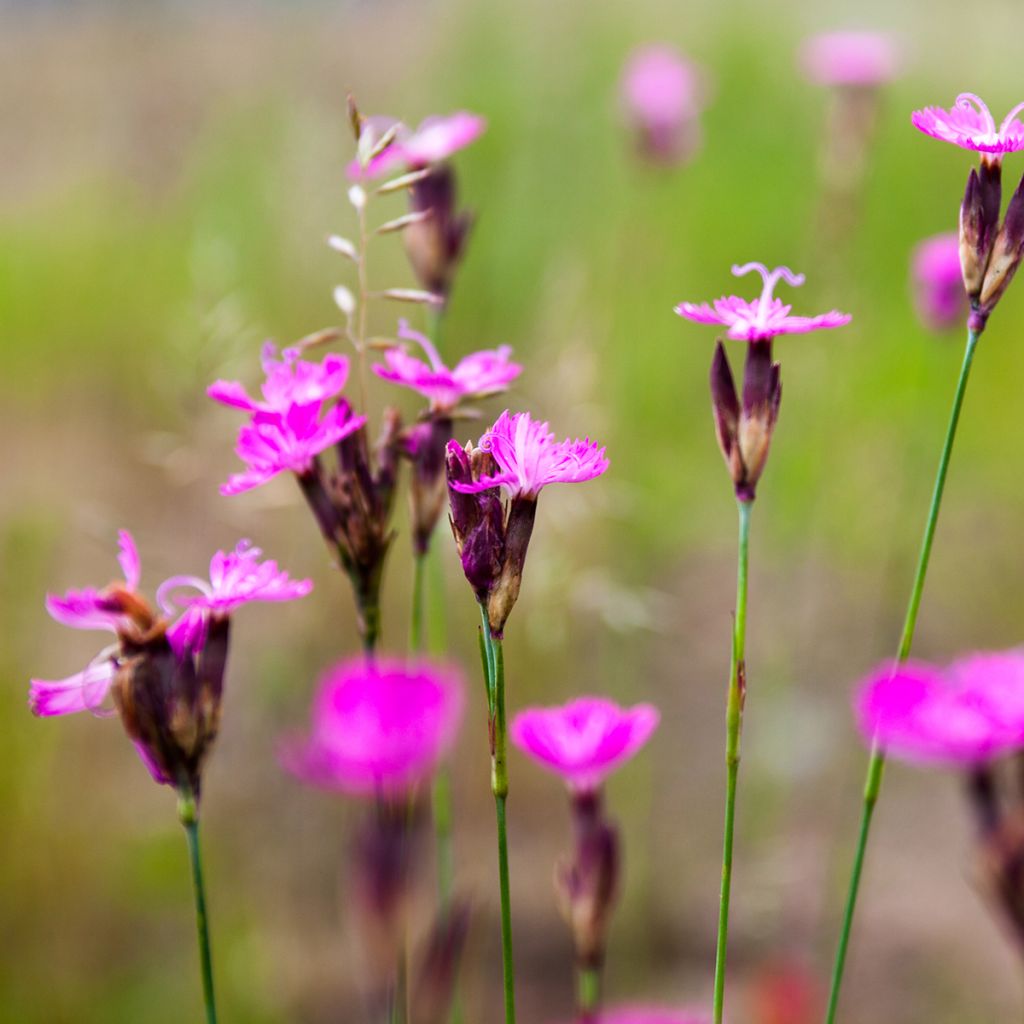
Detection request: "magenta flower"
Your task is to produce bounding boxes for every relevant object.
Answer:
[449,410,609,499]
[912,93,1024,157]
[220,401,366,496]
[373,320,520,412]
[208,344,350,415]
[560,1007,709,1024]
[911,232,966,331]
[349,112,486,179]
[279,655,465,796]
[620,45,705,164]
[854,651,1024,765]
[676,263,852,342]
[511,697,659,792]
[800,31,900,88]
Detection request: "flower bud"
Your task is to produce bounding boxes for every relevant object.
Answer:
[979,170,1024,314]
[410,900,472,1024]
[487,496,536,637]
[406,418,454,557]
[960,162,1002,300]
[554,791,620,970]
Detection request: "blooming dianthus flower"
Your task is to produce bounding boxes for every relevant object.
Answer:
[800,31,900,88]
[854,651,1024,765]
[676,263,851,342]
[511,697,660,793]
[449,410,609,500]
[279,655,464,797]
[373,320,521,412]
[912,93,1024,157]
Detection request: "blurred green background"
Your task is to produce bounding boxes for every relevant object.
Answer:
[5,0,1024,1021]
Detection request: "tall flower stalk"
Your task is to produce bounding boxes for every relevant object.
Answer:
[824,91,1024,1022]
[676,263,849,1024]
[178,787,217,1024]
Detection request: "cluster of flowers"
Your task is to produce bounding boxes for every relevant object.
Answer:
[28,25,1024,1024]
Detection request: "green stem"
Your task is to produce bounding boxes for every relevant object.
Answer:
[479,613,516,1024]
[178,789,218,1024]
[712,498,752,1024]
[823,325,981,1024]
[577,965,601,1016]
[411,551,426,654]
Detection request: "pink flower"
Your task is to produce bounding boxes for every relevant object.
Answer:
[560,1006,710,1024]
[620,45,705,163]
[912,93,1024,157]
[800,32,900,88]
[279,655,465,796]
[373,320,521,411]
[911,232,966,331]
[449,410,609,499]
[349,112,486,179]
[854,651,1024,764]
[510,697,659,792]
[208,344,350,414]
[220,401,366,495]
[675,263,852,342]
[30,660,117,718]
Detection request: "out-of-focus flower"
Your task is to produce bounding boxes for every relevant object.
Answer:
[279,655,464,796]
[748,959,821,1024]
[511,697,659,793]
[620,44,705,165]
[220,402,366,496]
[450,410,609,500]
[374,320,521,412]
[912,93,1024,158]
[208,344,350,414]
[911,232,967,330]
[349,112,486,179]
[562,1007,710,1024]
[676,263,851,343]
[800,31,900,88]
[447,411,608,634]
[30,532,311,793]
[854,652,1024,764]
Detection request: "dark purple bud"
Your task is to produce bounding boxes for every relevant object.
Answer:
[445,439,477,540]
[298,460,340,545]
[709,341,739,461]
[407,417,453,557]
[967,766,1000,837]
[410,901,472,1024]
[960,162,1002,299]
[980,170,1024,315]
[487,496,536,637]
[726,340,781,503]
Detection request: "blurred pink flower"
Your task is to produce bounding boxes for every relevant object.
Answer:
[854,651,1024,764]
[676,262,851,342]
[620,44,705,164]
[800,31,900,87]
[912,93,1024,157]
[511,697,659,792]
[349,112,486,179]
[373,320,521,411]
[911,232,966,331]
[566,1007,710,1024]
[280,655,465,796]
[449,410,609,499]
[220,402,366,496]
[208,344,350,414]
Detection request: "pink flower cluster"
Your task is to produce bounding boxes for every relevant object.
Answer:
[373,320,521,412]
[854,650,1024,764]
[280,655,464,796]
[676,263,851,343]
[30,532,311,727]
[209,344,365,495]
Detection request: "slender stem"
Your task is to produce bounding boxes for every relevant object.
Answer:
[823,325,981,1024]
[411,551,427,654]
[712,498,752,1024]
[356,195,370,418]
[479,615,516,1024]
[178,789,218,1024]
[577,965,601,1016]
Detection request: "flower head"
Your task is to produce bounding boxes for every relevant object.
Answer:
[800,31,900,88]
[620,45,705,164]
[450,410,609,500]
[911,232,967,331]
[221,401,366,496]
[912,93,1024,157]
[854,651,1024,765]
[349,112,486,180]
[208,344,350,415]
[676,263,851,343]
[279,656,464,796]
[511,697,659,792]
[373,320,521,412]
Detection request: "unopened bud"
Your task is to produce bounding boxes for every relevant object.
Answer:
[979,170,1024,313]
[960,162,1002,300]
[406,418,454,556]
[487,496,536,637]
